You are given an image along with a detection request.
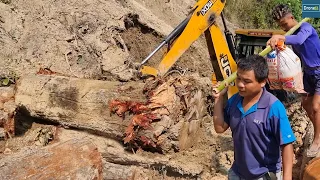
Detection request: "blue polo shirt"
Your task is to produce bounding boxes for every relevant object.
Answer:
[224,88,296,179]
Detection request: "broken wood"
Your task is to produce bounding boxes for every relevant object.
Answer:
[0,86,16,139]
[0,138,103,180]
[15,74,211,153]
[102,145,204,177]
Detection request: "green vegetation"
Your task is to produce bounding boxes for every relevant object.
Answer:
[224,0,320,34]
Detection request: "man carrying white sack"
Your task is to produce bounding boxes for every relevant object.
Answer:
[267,4,320,157]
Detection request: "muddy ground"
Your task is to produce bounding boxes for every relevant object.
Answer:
[0,0,315,179]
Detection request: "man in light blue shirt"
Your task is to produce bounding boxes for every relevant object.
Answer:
[267,4,320,157]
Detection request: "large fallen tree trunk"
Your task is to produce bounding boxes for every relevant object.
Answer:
[15,75,146,140]
[0,127,205,179]
[15,74,212,153]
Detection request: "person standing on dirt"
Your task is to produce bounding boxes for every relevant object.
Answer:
[267,4,320,158]
[212,55,296,180]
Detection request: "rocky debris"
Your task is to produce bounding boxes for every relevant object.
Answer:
[0,127,4,139]
[213,149,234,175]
[283,100,310,180]
[103,161,137,180]
[0,86,16,139]
[283,99,320,180]
[286,101,309,154]
[26,126,56,146]
[0,138,103,180]
[102,146,204,178]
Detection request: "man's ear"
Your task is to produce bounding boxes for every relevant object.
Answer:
[287,13,295,20]
[260,79,267,88]
[290,15,295,20]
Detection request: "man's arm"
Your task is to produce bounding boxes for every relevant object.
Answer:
[213,95,229,133]
[285,24,312,45]
[267,23,312,48]
[281,143,294,180]
[269,100,296,180]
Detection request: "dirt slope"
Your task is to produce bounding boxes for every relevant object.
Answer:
[0,0,238,81]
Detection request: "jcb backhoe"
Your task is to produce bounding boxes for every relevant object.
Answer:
[138,0,289,100]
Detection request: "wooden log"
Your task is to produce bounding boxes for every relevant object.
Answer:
[101,145,204,177]
[303,157,320,180]
[56,127,204,179]
[0,138,103,180]
[15,75,146,140]
[15,74,211,153]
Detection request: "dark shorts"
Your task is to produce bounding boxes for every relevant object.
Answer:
[303,73,320,96]
[228,169,282,180]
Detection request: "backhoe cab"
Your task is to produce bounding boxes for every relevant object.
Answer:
[234,29,285,58]
[233,29,295,102]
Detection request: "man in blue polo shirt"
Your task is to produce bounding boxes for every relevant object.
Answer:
[267,4,320,157]
[213,55,296,180]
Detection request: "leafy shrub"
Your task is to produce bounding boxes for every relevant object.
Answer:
[224,0,320,35]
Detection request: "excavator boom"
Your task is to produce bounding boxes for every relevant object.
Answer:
[139,0,238,98]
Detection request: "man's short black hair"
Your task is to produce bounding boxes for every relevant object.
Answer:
[237,54,268,83]
[272,4,292,21]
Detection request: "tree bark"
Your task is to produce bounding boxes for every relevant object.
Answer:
[15,75,146,140]
[15,74,210,153]
[0,138,103,180]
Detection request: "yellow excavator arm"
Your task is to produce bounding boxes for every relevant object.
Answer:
[139,0,238,98]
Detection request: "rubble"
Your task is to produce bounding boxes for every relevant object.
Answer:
[31,127,56,146]
[0,128,4,139]
[0,86,16,139]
